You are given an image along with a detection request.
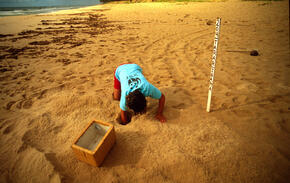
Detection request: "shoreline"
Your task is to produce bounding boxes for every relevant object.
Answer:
[0,0,280,35]
[0,3,107,34]
[0,6,101,18]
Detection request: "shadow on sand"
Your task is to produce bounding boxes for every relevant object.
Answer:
[102,130,148,167]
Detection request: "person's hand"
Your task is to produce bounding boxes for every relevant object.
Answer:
[119,110,132,125]
[155,113,166,123]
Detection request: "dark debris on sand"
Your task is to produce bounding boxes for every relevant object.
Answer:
[0,12,124,60]
[250,50,259,56]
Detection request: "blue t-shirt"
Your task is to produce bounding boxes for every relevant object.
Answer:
[115,64,162,111]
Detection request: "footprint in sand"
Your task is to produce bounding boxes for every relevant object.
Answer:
[225,92,231,96]
[37,84,65,99]
[172,103,186,109]
[236,82,258,92]
[164,87,193,111]
[2,123,15,135]
[20,112,64,153]
[232,97,238,103]
[13,147,62,182]
[5,98,33,110]
[5,101,16,110]
[23,99,33,109]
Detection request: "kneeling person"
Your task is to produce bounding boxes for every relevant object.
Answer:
[113,64,166,124]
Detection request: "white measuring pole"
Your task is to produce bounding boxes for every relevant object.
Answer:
[206,18,221,112]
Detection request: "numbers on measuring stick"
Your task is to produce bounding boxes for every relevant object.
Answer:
[207,18,221,112]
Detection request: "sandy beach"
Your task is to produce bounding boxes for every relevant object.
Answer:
[0,0,289,182]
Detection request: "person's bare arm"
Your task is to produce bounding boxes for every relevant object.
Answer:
[120,110,130,125]
[155,93,166,123]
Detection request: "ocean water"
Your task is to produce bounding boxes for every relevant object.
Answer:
[0,0,102,17]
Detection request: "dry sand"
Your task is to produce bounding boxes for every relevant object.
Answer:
[0,0,289,182]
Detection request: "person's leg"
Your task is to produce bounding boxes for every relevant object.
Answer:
[113,89,121,101]
[113,74,121,101]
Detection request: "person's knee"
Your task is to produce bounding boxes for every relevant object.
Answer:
[113,89,121,101]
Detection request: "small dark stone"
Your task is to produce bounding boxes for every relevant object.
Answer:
[250,50,259,56]
[206,20,214,26]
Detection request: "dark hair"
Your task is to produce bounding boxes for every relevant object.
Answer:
[126,89,146,114]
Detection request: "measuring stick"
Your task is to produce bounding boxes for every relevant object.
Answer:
[206,18,221,112]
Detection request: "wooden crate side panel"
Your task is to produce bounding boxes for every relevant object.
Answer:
[94,127,116,166]
[93,120,111,127]
[72,120,116,167]
[72,146,97,166]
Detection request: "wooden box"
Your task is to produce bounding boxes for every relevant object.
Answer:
[71,120,116,166]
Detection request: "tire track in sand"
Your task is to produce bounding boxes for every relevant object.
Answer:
[142,28,212,88]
